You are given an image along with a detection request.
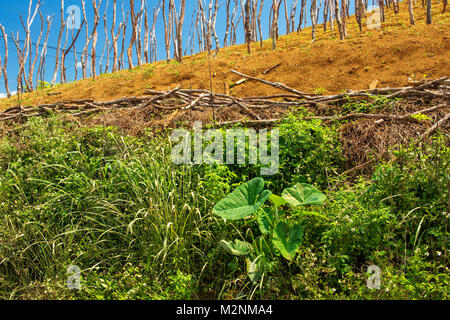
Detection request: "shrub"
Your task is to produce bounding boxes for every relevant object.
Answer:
[0,117,230,295]
[225,113,343,193]
[367,134,449,250]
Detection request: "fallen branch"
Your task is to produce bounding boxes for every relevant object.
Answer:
[421,113,450,138]
[230,69,312,98]
[137,84,181,109]
[214,118,281,127]
[232,99,261,120]
[229,78,247,88]
[262,63,281,75]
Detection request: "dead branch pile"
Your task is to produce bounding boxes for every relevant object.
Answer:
[1,75,448,125]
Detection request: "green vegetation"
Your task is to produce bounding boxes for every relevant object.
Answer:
[0,109,448,299]
[37,81,52,90]
[214,178,326,287]
[314,87,326,95]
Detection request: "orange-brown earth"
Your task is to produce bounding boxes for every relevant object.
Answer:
[0,2,448,110]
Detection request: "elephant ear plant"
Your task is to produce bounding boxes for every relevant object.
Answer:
[212,177,326,283]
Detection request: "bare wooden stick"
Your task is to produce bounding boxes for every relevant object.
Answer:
[215,118,280,127]
[137,85,182,108]
[62,20,85,83]
[51,0,65,85]
[232,99,262,120]
[262,63,281,75]
[421,113,450,138]
[0,24,11,97]
[230,69,312,98]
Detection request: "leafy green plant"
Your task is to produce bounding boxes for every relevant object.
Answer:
[37,81,52,90]
[213,178,326,282]
[2,110,448,300]
[225,114,343,192]
[314,87,326,95]
[213,177,271,220]
[410,113,431,122]
[165,270,196,299]
[0,117,229,298]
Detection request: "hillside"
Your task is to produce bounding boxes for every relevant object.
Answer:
[0,3,449,110]
[0,1,449,301]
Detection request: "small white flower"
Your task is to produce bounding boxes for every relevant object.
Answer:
[437,251,442,256]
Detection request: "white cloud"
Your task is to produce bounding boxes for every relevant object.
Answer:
[0,91,17,98]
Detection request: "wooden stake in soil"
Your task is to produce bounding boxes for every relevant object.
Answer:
[208,51,215,125]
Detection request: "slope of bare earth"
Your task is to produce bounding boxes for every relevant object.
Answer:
[0,3,448,111]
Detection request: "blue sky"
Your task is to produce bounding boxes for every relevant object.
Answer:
[0,0,345,97]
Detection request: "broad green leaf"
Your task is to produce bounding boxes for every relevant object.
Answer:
[269,194,288,207]
[272,221,304,261]
[227,257,239,273]
[246,255,264,283]
[257,207,274,235]
[281,183,326,207]
[219,239,252,256]
[213,178,271,220]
